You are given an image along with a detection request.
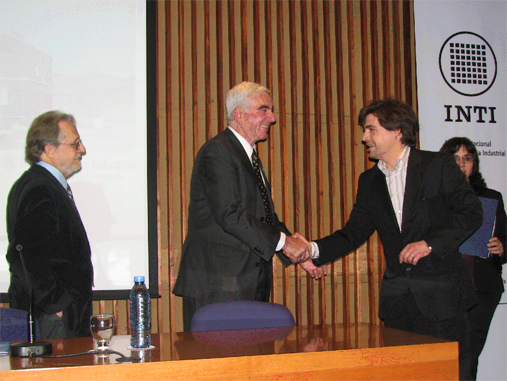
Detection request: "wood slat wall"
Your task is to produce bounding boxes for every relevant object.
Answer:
[153,0,417,336]
[2,1,417,340]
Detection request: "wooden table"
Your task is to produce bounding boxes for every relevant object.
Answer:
[0,324,459,380]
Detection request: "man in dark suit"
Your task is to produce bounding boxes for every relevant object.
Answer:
[299,98,482,380]
[6,111,93,339]
[173,82,320,331]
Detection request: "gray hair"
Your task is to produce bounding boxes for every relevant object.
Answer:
[25,111,76,165]
[226,82,271,123]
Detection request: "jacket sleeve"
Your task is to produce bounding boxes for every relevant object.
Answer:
[493,191,506,265]
[273,217,292,267]
[424,154,483,257]
[313,171,377,266]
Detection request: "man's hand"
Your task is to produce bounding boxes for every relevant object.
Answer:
[299,259,327,279]
[283,235,311,263]
[399,240,432,265]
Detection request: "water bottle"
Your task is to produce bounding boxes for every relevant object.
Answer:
[129,276,151,348]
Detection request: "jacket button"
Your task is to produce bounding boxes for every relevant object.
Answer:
[260,217,265,222]
[255,262,260,267]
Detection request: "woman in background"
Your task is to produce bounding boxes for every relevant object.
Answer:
[440,137,506,380]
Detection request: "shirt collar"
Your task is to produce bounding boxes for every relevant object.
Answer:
[378,146,411,175]
[228,126,255,159]
[36,161,68,189]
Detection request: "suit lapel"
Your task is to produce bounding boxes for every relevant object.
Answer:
[223,129,258,183]
[223,129,276,212]
[372,167,400,231]
[401,149,424,232]
[32,165,84,220]
[224,129,274,194]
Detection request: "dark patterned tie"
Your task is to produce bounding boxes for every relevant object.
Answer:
[251,150,273,225]
[67,184,76,207]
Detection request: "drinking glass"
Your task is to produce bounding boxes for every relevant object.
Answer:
[90,314,115,355]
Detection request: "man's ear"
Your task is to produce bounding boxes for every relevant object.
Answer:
[43,144,56,159]
[232,107,243,123]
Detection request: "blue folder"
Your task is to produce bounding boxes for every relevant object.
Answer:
[459,197,498,258]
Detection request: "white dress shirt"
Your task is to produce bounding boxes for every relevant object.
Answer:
[377,145,410,231]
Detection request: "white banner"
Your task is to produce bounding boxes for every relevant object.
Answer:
[415,1,506,379]
[415,0,506,195]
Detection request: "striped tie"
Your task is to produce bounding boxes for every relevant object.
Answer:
[251,150,273,225]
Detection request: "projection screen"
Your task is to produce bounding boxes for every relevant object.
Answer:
[0,0,158,301]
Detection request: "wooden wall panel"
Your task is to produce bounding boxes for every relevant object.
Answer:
[152,0,417,334]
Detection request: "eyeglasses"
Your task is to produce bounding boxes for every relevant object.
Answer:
[58,139,83,150]
[454,154,473,163]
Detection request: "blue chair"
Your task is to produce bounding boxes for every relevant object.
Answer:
[0,307,41,341]
[190,300,295,332]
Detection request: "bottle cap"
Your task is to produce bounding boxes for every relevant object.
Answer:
[134,276,145,283]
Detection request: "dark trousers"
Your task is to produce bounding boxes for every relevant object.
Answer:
[39,313,68,339]
[254,259,271,302]
[468,291,502,380]
[382,290,472,381]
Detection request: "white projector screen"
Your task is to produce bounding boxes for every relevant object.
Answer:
[0,0,158,300]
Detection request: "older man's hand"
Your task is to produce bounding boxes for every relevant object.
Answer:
[283,235,311,263]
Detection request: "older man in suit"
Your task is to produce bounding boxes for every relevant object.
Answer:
[6,111,93,339]
[298,98,482,380]
[173,82,320,331]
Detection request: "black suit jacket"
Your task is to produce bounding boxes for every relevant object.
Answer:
[471,188,506,294]
[173,128,292,303]
[6,165,93,337]
[314,148,482,321]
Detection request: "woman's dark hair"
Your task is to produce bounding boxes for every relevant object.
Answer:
[439,136,487,195]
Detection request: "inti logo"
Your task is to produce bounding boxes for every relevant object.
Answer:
[439,31,497,97]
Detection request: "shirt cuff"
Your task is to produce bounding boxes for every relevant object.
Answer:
[311,242,320,259]
[276,232,286,252]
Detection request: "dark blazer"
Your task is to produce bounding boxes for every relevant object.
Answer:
[314,148,483,321]
[472,188,506,294]
[173,128,292,303]
[6,165,93,337]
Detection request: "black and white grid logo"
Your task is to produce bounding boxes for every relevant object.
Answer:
[439,31,497,97]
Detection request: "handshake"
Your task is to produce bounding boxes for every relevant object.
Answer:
[282,233,327,279]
